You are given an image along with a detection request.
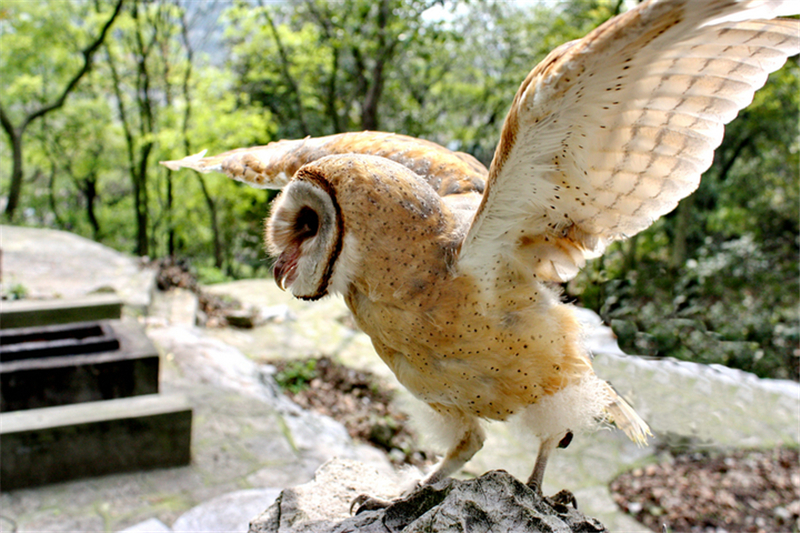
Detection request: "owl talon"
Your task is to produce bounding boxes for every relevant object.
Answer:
[548,488,578,510]
[349,494,392,515]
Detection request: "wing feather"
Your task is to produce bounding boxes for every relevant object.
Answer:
[161,131,488,197]
[459,0,800,283]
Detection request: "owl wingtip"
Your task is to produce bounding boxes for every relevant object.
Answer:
[160,149,210,172]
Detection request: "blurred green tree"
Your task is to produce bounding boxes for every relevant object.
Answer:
[0,0,124,221]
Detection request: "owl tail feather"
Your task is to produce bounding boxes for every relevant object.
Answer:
[603,382,651,446]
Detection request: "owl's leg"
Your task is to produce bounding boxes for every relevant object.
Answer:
[526,431,572,494]
[351,408,484,515]
[423,411,485,485]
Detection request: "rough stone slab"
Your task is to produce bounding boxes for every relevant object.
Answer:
[1,393,192,491]
[0,294,122,329]
[154,288,199,327]
[594,352,800,448]
[249,459,607,533]
[1,224,156,313]
[574,307,800,448]
[1,320,160,412]
[146,324,395,478]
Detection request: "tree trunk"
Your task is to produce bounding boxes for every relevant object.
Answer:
[670,192,694,270]
[622,233,639,276]
[178,3,223,268]
[46,165,66,228]
[84,176,101,240]
[4,127,23,219]
[262,3,310,136]
[136,144,152,257]
[360,0,392,131]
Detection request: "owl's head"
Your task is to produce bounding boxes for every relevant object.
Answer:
[267,173,341,301]
[268,153,457,301]
[266,159,356,301]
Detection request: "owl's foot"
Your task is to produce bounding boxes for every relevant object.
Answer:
[349,494,392,515]
[350,479,453,516]
[349,480,424,515]
[546,488,578,510]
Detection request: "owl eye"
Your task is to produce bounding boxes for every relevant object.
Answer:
[294,206,319,241]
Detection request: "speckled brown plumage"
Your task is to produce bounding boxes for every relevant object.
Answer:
[162,131,486,197]
[162,0,800,497]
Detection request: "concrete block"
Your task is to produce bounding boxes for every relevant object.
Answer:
[0,393,192,491]
[1,321,120,361]
[0,294,122,329]
[1,320,159,412]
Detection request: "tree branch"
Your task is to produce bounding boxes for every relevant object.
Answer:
[260,0,310,136]
[0,101,17,139]
[22,0,125,130]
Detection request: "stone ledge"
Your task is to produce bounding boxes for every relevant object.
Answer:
[0,294,123,329]
[1,393,192,491]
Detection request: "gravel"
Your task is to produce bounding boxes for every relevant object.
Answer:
[610,446,800,533]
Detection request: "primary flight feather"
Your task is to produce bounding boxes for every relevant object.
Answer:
[163,0,800,503]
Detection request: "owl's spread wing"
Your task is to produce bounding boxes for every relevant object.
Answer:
[459,0,800,283]
[161,131,488,197]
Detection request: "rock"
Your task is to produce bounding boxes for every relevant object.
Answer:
[172,488,282,532]
[224,308,260,328]
[117,517,172,532]
[249,459,399,533]
[226,304,295,328]
[249,459,607,533]
[1,225,156,313]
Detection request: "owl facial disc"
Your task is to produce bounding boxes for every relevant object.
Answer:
[267,174,343,301]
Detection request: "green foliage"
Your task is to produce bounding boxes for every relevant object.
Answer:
[195,265,235,285]
[2,282,29,300]
[274,359,318,394]
[577,234,798,380]
[0,1,93,114]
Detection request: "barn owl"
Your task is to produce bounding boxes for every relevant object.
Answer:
[163,0,800,508]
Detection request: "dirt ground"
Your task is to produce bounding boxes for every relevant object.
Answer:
[268,356,432,468]
[610,446,800,533]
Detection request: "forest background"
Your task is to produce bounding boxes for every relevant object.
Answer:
[1,0,797,381]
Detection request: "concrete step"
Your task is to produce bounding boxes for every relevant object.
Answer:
[0,294,123,329]
[1,320,160,412]
[1,393,192,491]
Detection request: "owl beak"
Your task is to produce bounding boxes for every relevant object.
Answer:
[273,245,300,291]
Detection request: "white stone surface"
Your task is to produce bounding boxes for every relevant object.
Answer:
[1,224,155,312]
[118,518,172,533]
[249,459,401,533]
[172,489,281,533]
